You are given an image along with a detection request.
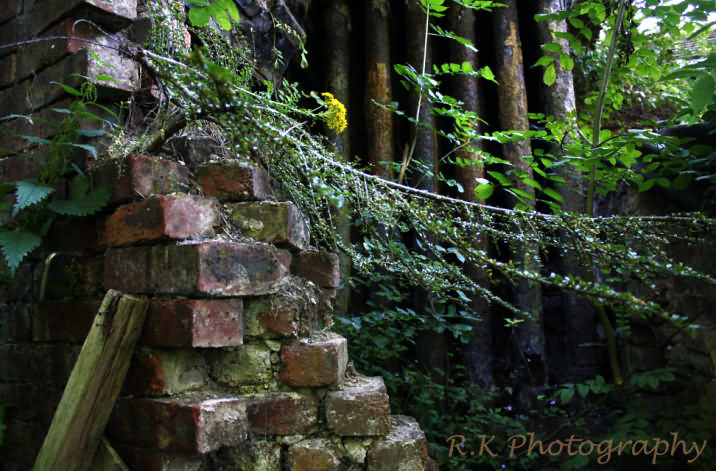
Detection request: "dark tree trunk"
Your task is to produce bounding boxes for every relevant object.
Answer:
[448,3,494,392]
[365,0,395,179]
[493,0,546,401]
[323,0,352,317]
[536,0,599,384]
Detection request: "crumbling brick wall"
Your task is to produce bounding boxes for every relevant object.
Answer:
[0,2,435,470]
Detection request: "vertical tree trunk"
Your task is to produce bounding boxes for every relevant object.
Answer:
[493,0,546,398]
[365,0,395,179]
[405,0,447,391]
[405,0,438,192]
[537,0,599,384]
[447,3,494,392]
[324,0,352,316]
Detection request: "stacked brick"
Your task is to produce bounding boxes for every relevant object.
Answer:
[0,3,434,470]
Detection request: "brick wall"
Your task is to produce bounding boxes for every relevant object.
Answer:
[0,2,435,470]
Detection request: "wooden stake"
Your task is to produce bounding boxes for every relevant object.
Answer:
[32,290,148,471]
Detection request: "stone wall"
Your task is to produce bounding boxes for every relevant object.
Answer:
[0,2,435,470]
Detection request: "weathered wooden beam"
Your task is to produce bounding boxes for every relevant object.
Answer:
[32,289,149,471]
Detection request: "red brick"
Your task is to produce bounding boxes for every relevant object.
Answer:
[28,0,137,37]
[0,343,77,386]
[104,242,291,297]
[208,345,273,388]
[288,439,342,471]
[0,19,99,89]
[246,392,318,436]
[366,416,429,471]
[114,445,205,471]
[280,333,348,387]
[89,154,191,205]
[326,376,390,437]
[290,251,341,288]
[33,299,101,342]
[100,195,218,247]
[40,254,104,299]
[142,299,243,348]
[0,155,41,183]
[226,201,310,250]
[108,395,247,453]
[0,49,139,115]
[197,160,273,201]
[123,348,208,397]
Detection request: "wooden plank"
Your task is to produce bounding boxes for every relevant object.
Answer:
[32,290,149,471]
[90,436,131,471]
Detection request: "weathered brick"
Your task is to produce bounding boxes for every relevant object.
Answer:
[100,195,218,247]
[0,343,77,385]
[41,254,104,299]
[0,19,98,89]
[142,298,243,348]
[290,251,341,289]
[366,416,429,471]
[104,242,291,297]
[44,215,100,252]
[197,160,273,201]
[0,155,41,183]
[33,299,101,342]
[326,376,390,437]
[90,154,191,205]
[208,344,273,388]
[287,439,342,471]
[108,395,247,453]
[214,441,281,471]
[123,348,208,397]
[280,333,347,387]
[28,0,137,37]
[246,392,318,436]
[0,49,138,115]
[166,136,220,170]
[226,201,310,250]
[0,302,33,342]
[114,445,205,471]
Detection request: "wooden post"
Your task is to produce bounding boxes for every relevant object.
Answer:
[90,437,131,471]
[32,290,149,471]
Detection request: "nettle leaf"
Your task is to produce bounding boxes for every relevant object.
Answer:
[475,182,494,200]
[49,81,83,97]
[543,64,556,86]
[48,186,111,216]
[0,231,42,272]
[487,170,512,187]
[12,180,55,217]
[542,187,564,203]
[71,143,98,160]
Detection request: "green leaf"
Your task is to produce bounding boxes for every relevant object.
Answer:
[691,74,715,113]
[188,6,211,27]
[542,187,564,203]
[76,129,106,137]
[71,143,98,160]
[559,387,575,405]
[543,64,556,86]
[70,175,90,200]
[541,42,562,53]
[19,135,51,145]
[532,56,554,68]
[218,0,240,22]
[479,66,496,83]
[523,178,542,190]
[576,383,589,398]
[48,187,111,216]
[461,61,473,73]
[49,81,82,97]
[94,74,117,83]
[487,170,512,187]
[12,180,55,217]
[475,182,494,200]
[208,3,231,30]
[560,53,574,71]
[508,187,535,201]
[0,231,42,272]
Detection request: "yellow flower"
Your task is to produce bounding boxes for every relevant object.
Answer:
[321,92,347,134]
